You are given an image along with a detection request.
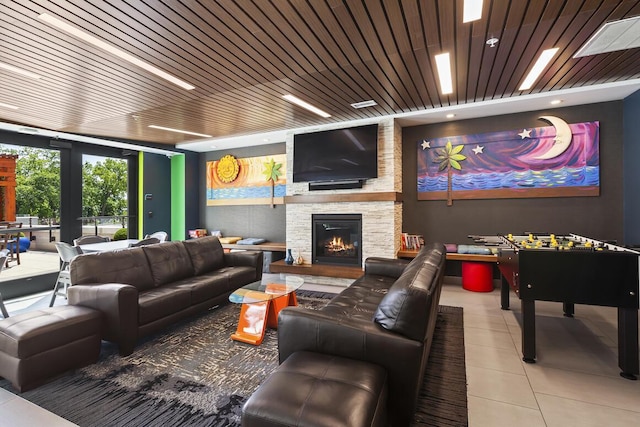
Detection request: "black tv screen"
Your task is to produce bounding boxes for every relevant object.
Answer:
[293,124,379,183]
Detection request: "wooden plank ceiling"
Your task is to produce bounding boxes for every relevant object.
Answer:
[0,0,639,146]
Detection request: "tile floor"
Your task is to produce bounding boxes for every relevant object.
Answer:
[1,278,639,426]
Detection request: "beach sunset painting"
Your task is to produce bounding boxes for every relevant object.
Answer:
[207,154,287,206]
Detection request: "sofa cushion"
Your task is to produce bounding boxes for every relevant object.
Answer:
[182,236,226,275]
[142,241,195,286]
[373,243,445,341]
[70,247,155,291]
[243,351,388,427]
[216,265,260,290]
[321,276,392,320]
[170,273,230,304]
[138,286,192,325]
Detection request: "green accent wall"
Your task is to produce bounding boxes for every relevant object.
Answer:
[138,152,144,239]
[171,154,186,240]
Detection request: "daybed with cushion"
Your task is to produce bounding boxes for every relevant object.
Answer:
[68,236,263,356]
[272,242,446,426]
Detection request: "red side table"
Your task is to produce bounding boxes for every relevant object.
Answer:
[462,261,494,292]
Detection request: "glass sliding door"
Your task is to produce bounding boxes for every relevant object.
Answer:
[0,144,60,285]
[79,155,129,240]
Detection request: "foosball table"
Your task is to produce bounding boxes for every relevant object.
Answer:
[471,233,639,380]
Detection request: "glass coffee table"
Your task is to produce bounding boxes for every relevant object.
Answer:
[229,276,304,345]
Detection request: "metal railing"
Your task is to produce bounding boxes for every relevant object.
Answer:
[77,215,135,235]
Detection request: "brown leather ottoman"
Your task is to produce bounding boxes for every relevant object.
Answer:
[242,351,388,427]
[0,305,102,392]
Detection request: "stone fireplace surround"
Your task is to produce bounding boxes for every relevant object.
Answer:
[284,119,402,286]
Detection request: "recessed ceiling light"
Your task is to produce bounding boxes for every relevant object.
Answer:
[434,53,454,95]
[148,125,211,138]
[446,113,455,118]
[550,99,563,105]
[463,0,483,23]
[0,62,42,79]
[0,102,19,110]
[518,48,559,91]
[350,100,377,109]
[17,127,40,134]
[283,94,331,118]
[38,13,195,90]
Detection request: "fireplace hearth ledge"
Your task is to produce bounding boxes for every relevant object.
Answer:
[269,260,363,279]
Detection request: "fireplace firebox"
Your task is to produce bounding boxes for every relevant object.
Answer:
[312,214,362,266]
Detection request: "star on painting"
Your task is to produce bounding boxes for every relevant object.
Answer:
[518,129,532,139]
[421,140,431,150]
[472,145,484,154]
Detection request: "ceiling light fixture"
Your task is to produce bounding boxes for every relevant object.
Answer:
[148,125,212,138]
[519,48,559,91]
[463,0,483,23]
[283,94,331,118]
[550,99,563,105]
[446,113,455,118]
[350,100,377,109]
[38,13,195,90]
[0,102,19,110]
[434,53,454,95]
[0,62,42,79]
[574,16,640,57]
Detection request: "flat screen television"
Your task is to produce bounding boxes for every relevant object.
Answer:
[293,124,379,183]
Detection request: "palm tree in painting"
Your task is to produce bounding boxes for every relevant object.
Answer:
[262,158,283,208]
[433,141,466,206]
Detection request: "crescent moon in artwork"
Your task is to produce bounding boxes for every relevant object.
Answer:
[533,116,573,160]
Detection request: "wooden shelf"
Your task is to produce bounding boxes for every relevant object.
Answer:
[397,250,497,263]
[222,242,286,252]
[270,259,364,279]
[284,192,402,204]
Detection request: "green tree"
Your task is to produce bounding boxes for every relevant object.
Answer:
[0,146,128,222]
[82,158,128,217]
[11,147,61,221]
[433,141,466,206]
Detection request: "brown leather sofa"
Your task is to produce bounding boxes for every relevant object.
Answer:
[68,236,263,356]
[277,242,446,426]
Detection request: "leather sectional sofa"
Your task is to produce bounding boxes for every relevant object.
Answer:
[68,236,263,356]
[275,243,446,426]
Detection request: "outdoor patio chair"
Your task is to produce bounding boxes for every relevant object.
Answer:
[144,231,168,243]
[128,237,160,247]
[73,235,110,246]
[0,222,22,266]
[0,250,9,318]
[49,242,83,307]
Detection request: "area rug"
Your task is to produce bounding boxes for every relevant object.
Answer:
[1,291,467,426]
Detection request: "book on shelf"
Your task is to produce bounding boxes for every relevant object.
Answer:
[401,233,424,251]
[188,229,208,239]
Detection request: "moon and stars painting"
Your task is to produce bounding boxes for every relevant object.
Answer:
[417,117,600,205]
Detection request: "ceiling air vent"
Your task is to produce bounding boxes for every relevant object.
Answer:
[574,16,640,58]
[350,100,377,109]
